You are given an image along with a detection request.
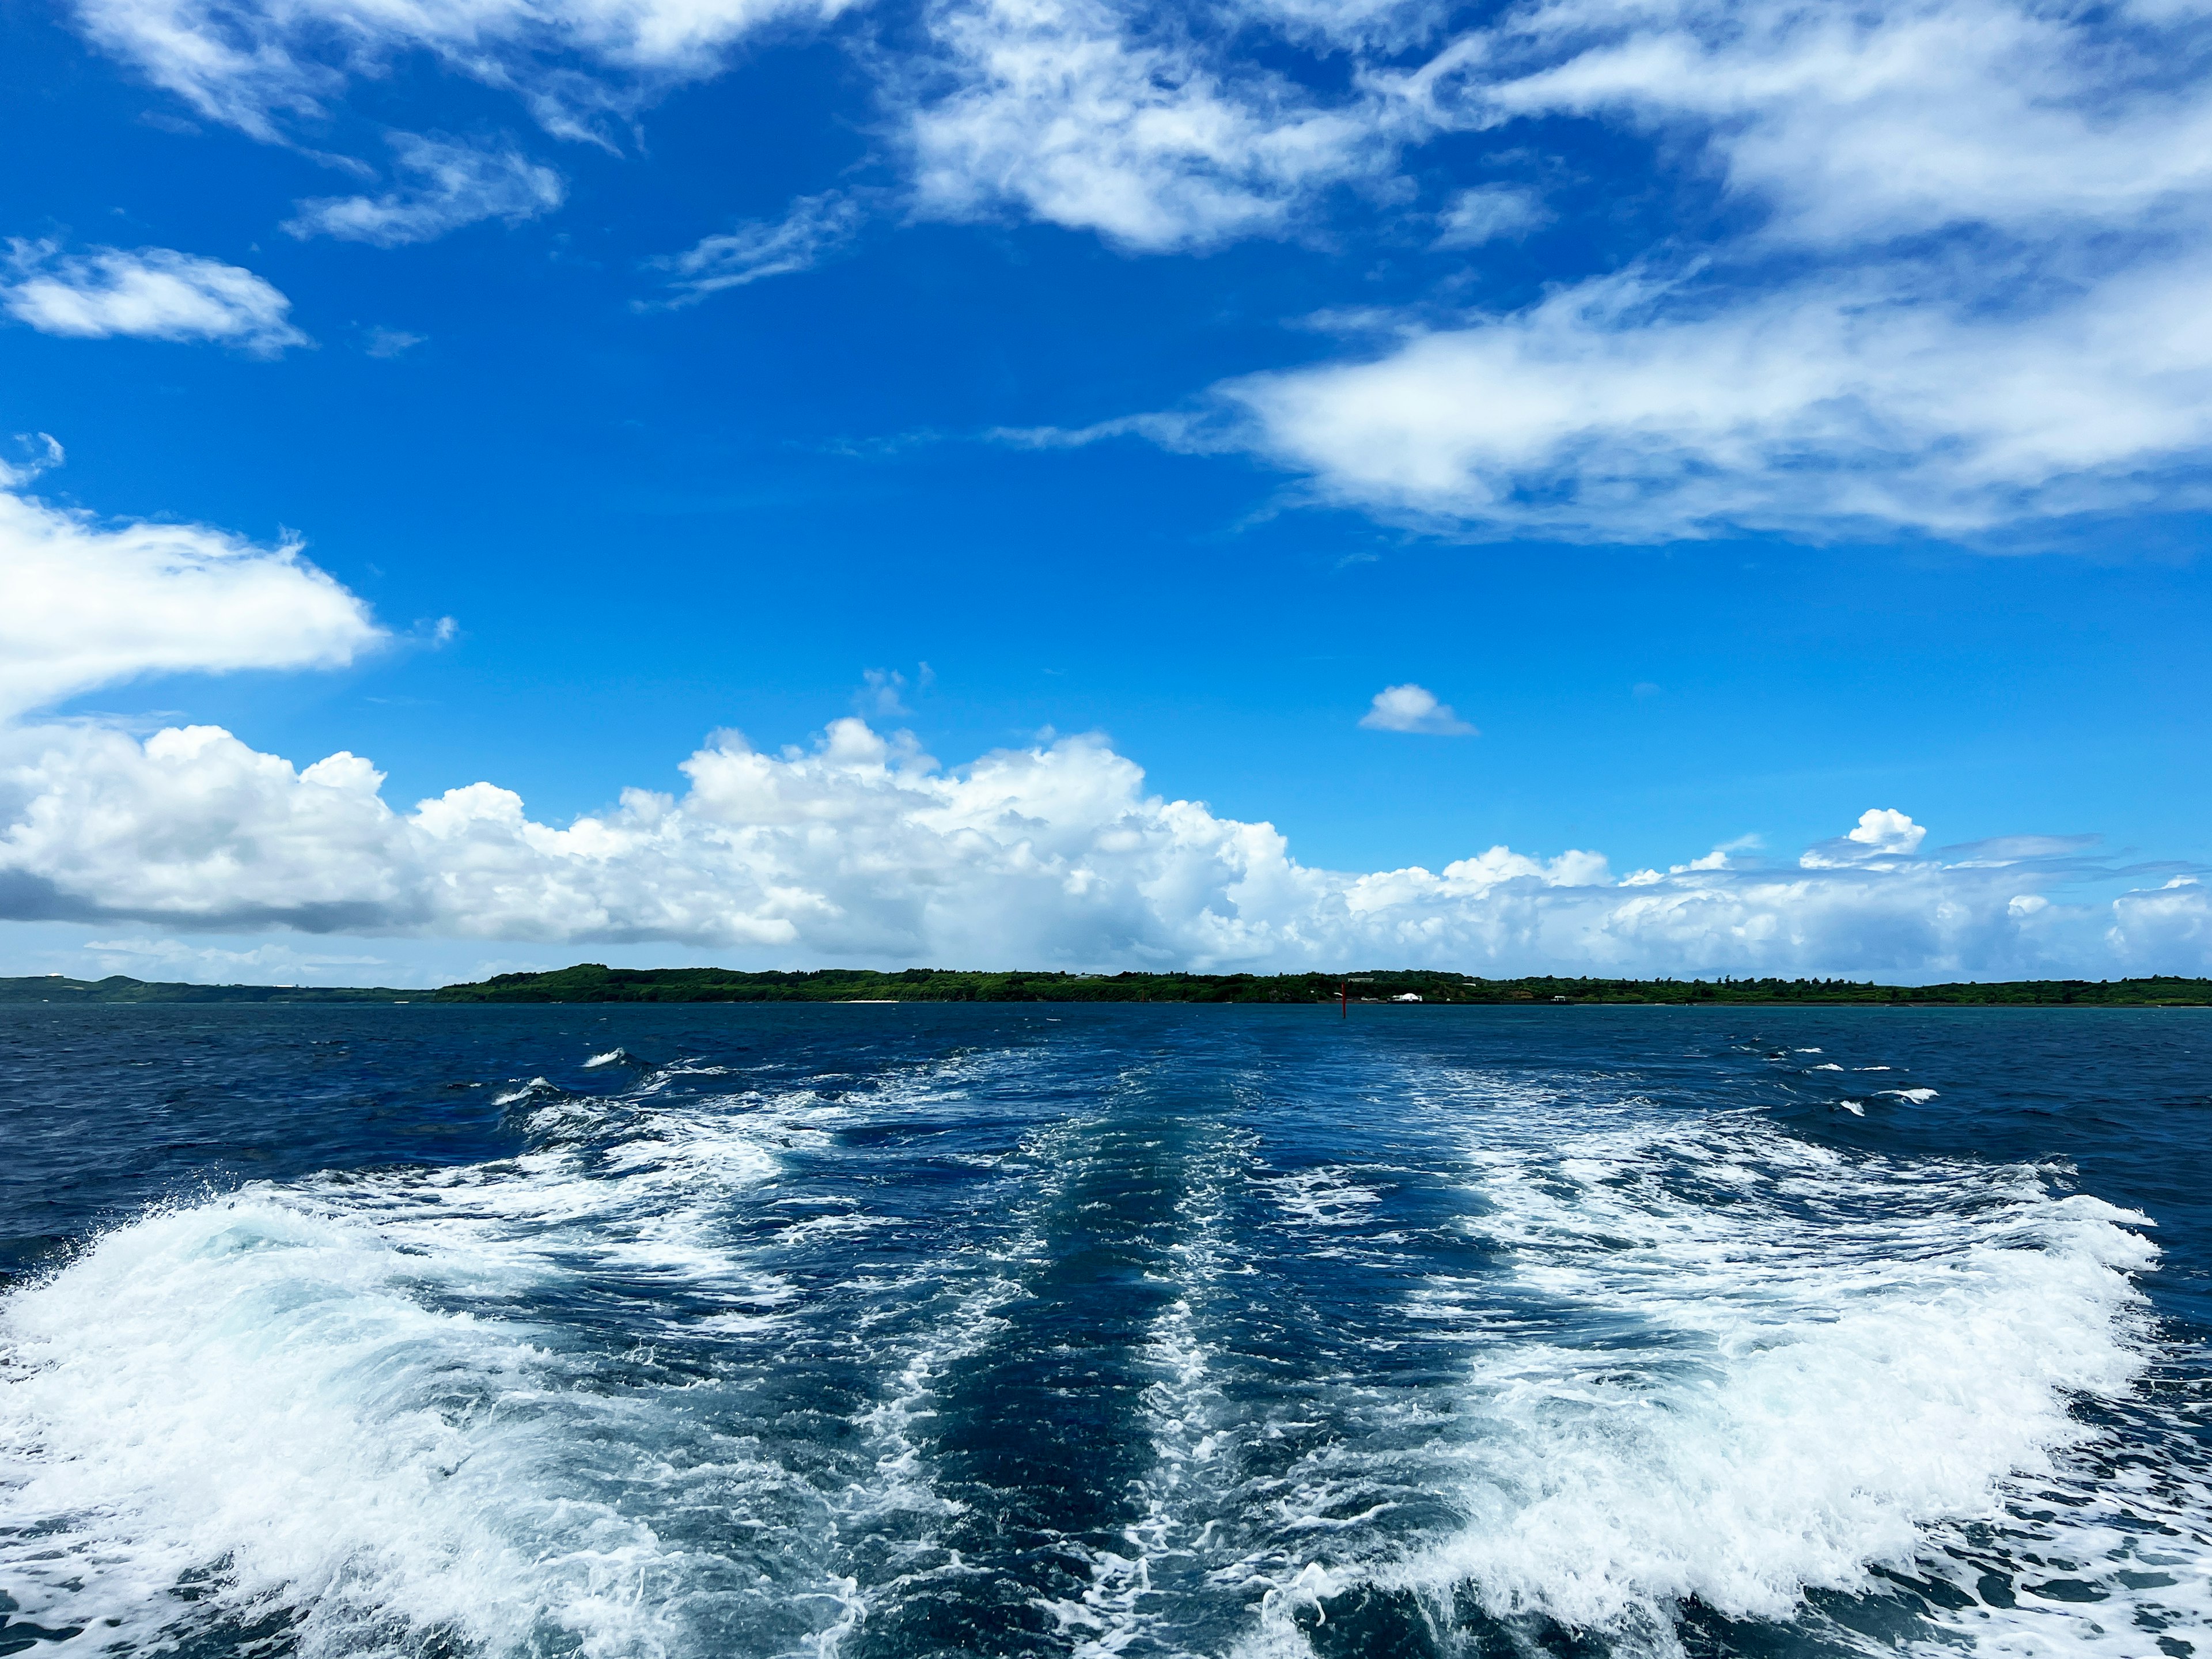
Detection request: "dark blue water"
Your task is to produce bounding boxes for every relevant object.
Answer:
[1,1005,2206,1659]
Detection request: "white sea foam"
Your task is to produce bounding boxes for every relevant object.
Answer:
[1391,1112,2179,1652]
[0,1194,706,1659]
[1265,1165,1383,1230]
[1883,1087,1941,1104]
[583,1048,627,1068]
[9,1046,2201,1659]
[0,1063,842,1659]
[1225,1073,2198,1659]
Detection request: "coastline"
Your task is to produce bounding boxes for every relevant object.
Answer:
[7,965,2209,1006]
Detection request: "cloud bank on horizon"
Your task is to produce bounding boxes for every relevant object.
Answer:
[41,0,2212,541]
[1,471,2203,982]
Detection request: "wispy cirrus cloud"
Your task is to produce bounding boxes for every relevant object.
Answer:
[1189,0,2212,539]
[285,133,565,247]
[52,0,2212,547]
[654,190,871,301]
[1,241,308,355]
[72,0,857,141]
[1212,249,2212,539]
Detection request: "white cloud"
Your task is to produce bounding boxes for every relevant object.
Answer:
[932,0,2212,541]
[68,0,2212,583]
[1410,0,2212,249]
[892,0,2212,270]
[363,327,425,357]
[900,0,1397,251]
[655,190,869,300]
[1211,249,2212,537]
[1846,808,1926,855]
[874,0,2212,541]
[0,462,384,721]
[0,470,2200,980]
[2109,877,2211,967]
[858,667,914,717]
[285,134,565,247]
[77,934,393,980]
[1358,682,1478,735]
[1799,808,1928,868]
[1,709,2201,978]
[1433,184,1548,247]
[73,0,851,141]
[1,241,307,355]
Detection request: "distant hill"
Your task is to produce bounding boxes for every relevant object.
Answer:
[5,966,2206,1006]
[0,975,422,1003]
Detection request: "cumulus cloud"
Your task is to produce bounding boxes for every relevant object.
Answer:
[1359,683,1477,735]
[654,190,870,300]
[1,241,307,355]
[0,461,384,720]
[1846,808,1926,855]
[2110,877,2212,966]
[1799,809,1929,868]
[2,710,2203,978]
[0,468,2201,980]
[284,134,565,247]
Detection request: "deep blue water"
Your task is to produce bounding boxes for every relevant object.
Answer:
[1,1005,2207,1659]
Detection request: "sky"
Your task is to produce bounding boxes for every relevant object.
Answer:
[0,0,2207,985]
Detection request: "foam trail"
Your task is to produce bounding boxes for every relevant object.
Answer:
[1044,1118,1254,1659]
[0,1066,852,1659]
[0,1194,688,1659]
[5,1023,2204,1659]
[1398,1112,2181,1652]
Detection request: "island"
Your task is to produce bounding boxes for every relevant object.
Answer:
[6,965,2207,1005]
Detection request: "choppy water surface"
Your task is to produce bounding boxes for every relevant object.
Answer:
[1,1005,2207,1659]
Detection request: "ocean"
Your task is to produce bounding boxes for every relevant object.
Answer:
[1,1004,2205,1659]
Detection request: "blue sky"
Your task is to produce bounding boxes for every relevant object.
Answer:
[0,0,2207,983]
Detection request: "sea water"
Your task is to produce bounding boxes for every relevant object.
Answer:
[0,1003,2205,1659]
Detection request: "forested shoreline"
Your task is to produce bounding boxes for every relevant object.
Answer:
[8,965,2207,1006]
